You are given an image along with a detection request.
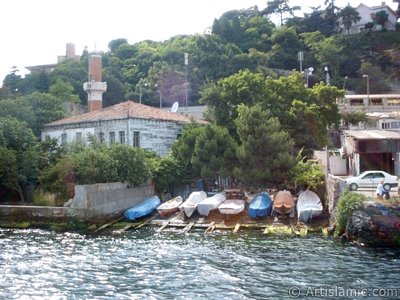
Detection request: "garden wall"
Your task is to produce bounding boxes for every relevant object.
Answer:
[0,183,154,225]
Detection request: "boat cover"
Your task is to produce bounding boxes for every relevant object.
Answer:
[123,196,161,221]
[248,193,272,219]
[197,193,226,216]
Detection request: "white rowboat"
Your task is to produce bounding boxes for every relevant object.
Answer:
[297,189,323,223]
[218,199,245,215]
[179,191,207,218]
[197,193,226,216]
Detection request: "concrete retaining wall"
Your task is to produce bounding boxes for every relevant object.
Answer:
[0,183,154,224]
[69,182,154,220]
[326,174,347,214]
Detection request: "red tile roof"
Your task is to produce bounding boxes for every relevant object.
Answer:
[45,101,204,126]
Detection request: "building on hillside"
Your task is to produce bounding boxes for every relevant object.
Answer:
[41,100,203,156]
[338,94,400,130]
[25,43,81,74]
[343,2,397,34]
[41,49,205,156]
[342,130,400,176]
[162,105,206,121]
[338,94,400,114]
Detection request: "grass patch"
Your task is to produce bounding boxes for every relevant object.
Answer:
[32,189,56,206]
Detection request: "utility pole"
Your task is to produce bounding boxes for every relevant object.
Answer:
[184,52,188,111]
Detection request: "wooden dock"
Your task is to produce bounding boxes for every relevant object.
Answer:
[99,209,329,236]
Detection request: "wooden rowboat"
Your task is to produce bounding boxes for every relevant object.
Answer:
[273,191,295,215]
[157,196,184,218]
[218,188,246,215]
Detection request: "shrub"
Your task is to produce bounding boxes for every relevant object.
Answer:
[334,190,366,237]
[32,189,56,206]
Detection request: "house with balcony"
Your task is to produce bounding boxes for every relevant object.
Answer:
[344,2,397,34]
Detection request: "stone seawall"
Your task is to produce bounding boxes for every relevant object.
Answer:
[0,183,154,225]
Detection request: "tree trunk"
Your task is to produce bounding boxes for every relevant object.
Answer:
[16,184,25,203]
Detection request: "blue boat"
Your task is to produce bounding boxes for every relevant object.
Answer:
[123,196,161,221]
[248,193,272,219]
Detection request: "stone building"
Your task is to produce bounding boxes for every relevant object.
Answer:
[41,100,200,156]
[25,43,81,74]
[41,49,203,156]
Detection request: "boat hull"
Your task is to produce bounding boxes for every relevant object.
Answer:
[273,191,295,215]
[218,199,245,215]
[123,196,161,221]
[197,193,226,216]
[297,190,323,223]
[179,191,207,218]
[248,193,272,219]
[157,196,183,218]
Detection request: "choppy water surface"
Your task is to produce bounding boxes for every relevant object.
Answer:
[0,228,399,299]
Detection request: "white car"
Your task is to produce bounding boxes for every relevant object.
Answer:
[345,170,398,191]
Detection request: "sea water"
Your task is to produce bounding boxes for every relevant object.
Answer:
[0,228,399,299]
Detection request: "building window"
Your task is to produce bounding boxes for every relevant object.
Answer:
[109,132,115,145]
[61,133,67,145]
[76,132,82,142]
[133,131,140,147]
[99,132,105,143]
[119,131,125,144]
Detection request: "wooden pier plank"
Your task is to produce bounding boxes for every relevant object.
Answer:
[156,220,170,232]
[94,217,125,233]
[182,222,195,233]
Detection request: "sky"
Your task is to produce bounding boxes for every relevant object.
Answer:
[0,0,397,84]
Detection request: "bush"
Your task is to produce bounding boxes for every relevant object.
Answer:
[39,143,155,203]
[334,190,366,237]
[32,189,56,206]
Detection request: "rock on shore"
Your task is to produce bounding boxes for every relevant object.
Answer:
[346,203,400,247]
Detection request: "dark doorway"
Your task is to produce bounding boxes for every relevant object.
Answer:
[359,152,394,174]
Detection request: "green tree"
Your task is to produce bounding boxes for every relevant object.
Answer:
[340,111,368,128]
[212,7,274,52]
[51,59,87,105]
[23,92,67,136]
[262,0,300,26]
[291,154,325,191]
[49,79,80,104]
[234,104,295,188]
[200,70,267,135]
[153,151,185,194]
[191,124,237,181]
[2,66,22,98]
[171,122,204,179]
[108,38,129,53]
[373,10,389,29]
[322,0,340,35]
[334,190,366,237]
[301,31,344,75]
[338,5,361,34]
[287,100,326,154]
[0,117,39,202]
[267,26,303,70]
[108,144,152,186]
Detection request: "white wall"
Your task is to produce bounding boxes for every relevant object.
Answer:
[42,117,183,156]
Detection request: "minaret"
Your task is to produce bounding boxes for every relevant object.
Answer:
[83,50,107,112]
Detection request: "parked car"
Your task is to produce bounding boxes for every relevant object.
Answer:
[345,170,398,191]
